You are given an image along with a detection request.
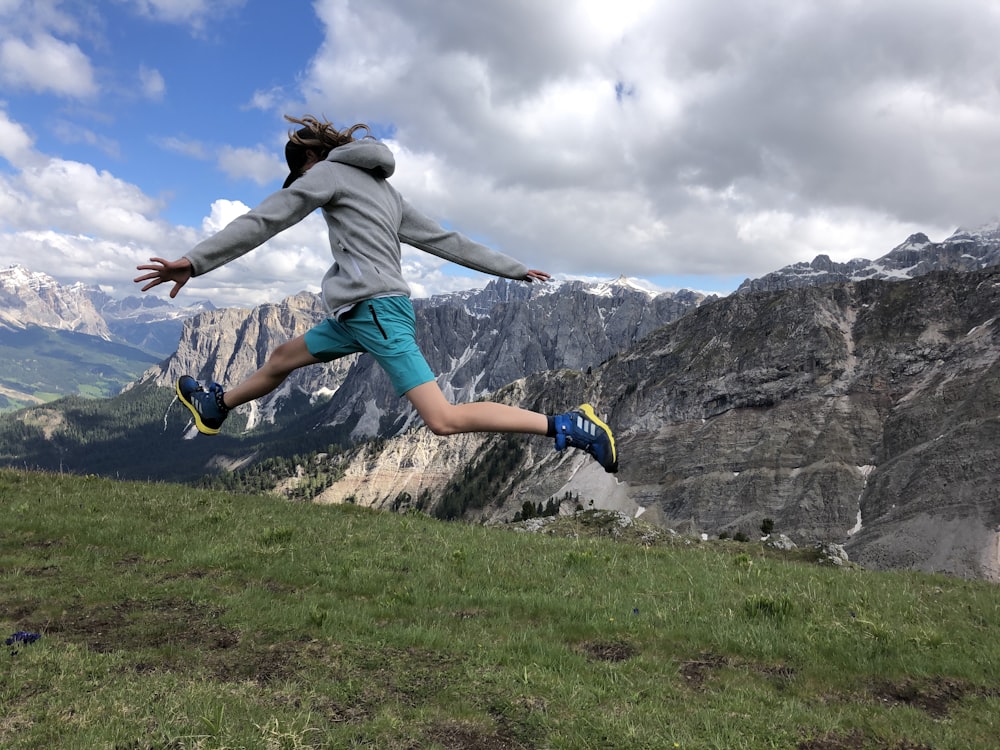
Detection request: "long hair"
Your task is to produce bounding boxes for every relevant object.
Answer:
[284,114,373,158]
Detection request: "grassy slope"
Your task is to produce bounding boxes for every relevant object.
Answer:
[1,469,998,750]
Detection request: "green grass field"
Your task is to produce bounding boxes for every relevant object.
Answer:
[1,468,998,749]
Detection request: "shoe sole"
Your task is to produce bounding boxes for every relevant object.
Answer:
[176,379,222,435]
[579,403,618,473]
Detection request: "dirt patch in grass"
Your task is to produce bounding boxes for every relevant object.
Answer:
[277,692,374,725]
[20,596,238,654]
[207,639,312,684]
[17,564,61,577]
[423,719,527,750]
[578,639,637,663]
[215,642,463,723]
[22,537,64,551]
[798,730,931,750]
[798,729,868,750]
[871,676,990,718]
[452,607,490,620]
[678,653,797,692]
[369,646,463,706]
[679,652,729,689]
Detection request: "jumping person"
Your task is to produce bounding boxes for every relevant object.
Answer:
[134,115,617,473]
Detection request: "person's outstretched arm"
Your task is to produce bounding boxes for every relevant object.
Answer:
[398,199,537,281]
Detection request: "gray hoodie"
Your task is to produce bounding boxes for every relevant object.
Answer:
[184,140,529,317]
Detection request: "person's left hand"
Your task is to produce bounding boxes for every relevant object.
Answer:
[524,269,551,283]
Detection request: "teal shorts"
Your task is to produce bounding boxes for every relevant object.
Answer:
[303,296,436,397]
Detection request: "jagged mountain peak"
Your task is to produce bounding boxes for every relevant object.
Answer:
[585,275,661,299]
[738,221,1000,295]
[949,220,1000,242]
[899,232,932,247]
[1,263,58,291]
[0,264,110,337]
[0,263,217,355]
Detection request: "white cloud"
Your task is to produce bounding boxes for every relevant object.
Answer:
[51,120,121,159]
[157,136,210,160]
[217,146,285,186]
[0,110,35,167]
[200,199,250,234]
[9,158,167,243]
[0,0,81,38]
[3,230,145,285]
[5,0,1000,311]
[0,33,97,97]
[139,65,165,101]
[246,87,288,112]
[129,0,246,31]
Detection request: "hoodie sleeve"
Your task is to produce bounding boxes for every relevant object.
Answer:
[397,200,529,280]
[183,169,337,277]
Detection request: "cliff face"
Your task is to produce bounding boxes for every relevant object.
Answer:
[599,271,1000,579]
[133,292,356,430]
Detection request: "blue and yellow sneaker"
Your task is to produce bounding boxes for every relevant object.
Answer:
[176,375,229,435]
[553,404,618,473]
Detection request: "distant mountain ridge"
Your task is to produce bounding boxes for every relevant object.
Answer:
[1,264,111,338]
[737,224,1000,294]
[133,276,710,440]
[0,264,214,356]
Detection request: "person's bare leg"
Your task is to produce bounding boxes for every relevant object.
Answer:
[405,380,548,436]
[222,335,322,408]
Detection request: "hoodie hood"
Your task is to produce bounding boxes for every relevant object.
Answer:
[326,140,396,179]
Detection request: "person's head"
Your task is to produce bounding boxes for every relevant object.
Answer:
[282,114,373,188]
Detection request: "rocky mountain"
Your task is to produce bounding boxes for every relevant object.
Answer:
[301,269,1000,582]
[737,224,1000,294]
[134,277,709,440]
[0,264,213,356]
[0,264,111,338]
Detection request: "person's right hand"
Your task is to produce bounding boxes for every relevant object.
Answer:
[134,257,193,298]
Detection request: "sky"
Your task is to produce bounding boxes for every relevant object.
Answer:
[1,0,999,309]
